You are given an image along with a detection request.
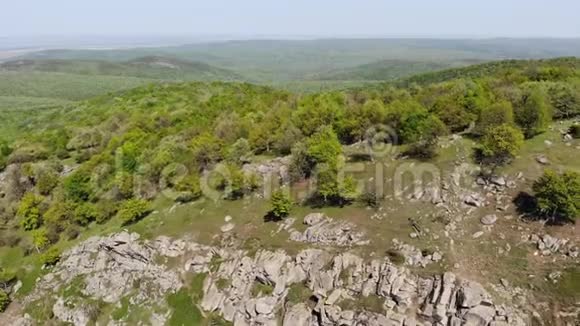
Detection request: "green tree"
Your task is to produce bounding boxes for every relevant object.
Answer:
[306,126,342,165]
[35,167,59,195]
[269,189,292,220]
[398,108,446,144]
[17,193,43,231]
[515,87,552,138]
[227,138,252,165]
[63,170,93,202]
[478,124,524,168]
[191,133,224,170]
[533,170,580,222]
[74,202,99,226]
[118,199,151,225]
[476,101,515,135]
[292,93,346,136]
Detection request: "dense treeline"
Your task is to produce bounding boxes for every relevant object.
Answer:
[0,58,579,263]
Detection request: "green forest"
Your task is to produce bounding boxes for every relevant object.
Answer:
[0,55,579,324]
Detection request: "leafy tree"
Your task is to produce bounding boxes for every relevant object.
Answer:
[74,202,99,226]
[44,201,75,227]
[191,133,224,170]
[118,199,151,225]
[546,82,580,119]
[269,189,292,220]
[398,107,446,144]
[343,100,386,142]
[224,164,259,200]
[35,167,60,195]
[293,93,346,136]
[31,228,50,251]
[476,101,515,135]
[17,193,43,231]
[227,138,252,165]
[63,170,93,202]
[272,122,303,155]
[532,170,580,221]
[306,126,342,165]
[515,87,552,138]
[477,124,524,168]
[0,289,9,312]
[288,142,312,182]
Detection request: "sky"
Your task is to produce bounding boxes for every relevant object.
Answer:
[1,0,579,39]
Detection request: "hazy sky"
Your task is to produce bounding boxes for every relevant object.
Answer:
[2,0,579,38]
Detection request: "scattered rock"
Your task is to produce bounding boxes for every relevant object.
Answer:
[536,155,549,165]
[221,223,235,233]
[290,213,368,247]
[481,214,498,225]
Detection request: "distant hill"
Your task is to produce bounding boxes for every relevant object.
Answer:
[399,57,580,86]
[312,59,484,81]
[15,38,580,81]
[0,56,242,81]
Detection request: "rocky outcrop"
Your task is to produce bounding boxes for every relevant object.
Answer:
[391,239,443,267]
[22,232,530,326]
[289,213,369,247]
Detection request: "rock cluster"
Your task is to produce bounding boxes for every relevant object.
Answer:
[22,232,529,326]
[529,234,579,258]
[199,247,527,326]
[391,239,443,267]
[289,213,369,247]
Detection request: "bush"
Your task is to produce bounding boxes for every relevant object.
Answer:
[533,170,580,222]
[63,170,93,202]
[74,203,99,226]
[40,246,61,266]
[0,289,9,312]
[17,193,43,231]
[477,124,524,168]
[35,168,59,195]
[118,199,151,226]
[32,228,51,251]
[95,200,118,224]
[269,189,292,220]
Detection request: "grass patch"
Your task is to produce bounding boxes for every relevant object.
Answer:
[167,289,203,326]
[111,296,131,321]
[251,282,274,297]
[286,283,313,305]
[338,295,384,314]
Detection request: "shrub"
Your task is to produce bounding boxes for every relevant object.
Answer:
[40,246,61,266]
[74,203,99,226]
[0,289,9,312]
[63,170,93,202]
[17,193,43,231]
[533,170,580,221]
[477,124,524,168]
[95,200,118,224]
[269,189,292,220]
[35,168,59,195]
[118,199,151,225]
[31,228,51,251]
